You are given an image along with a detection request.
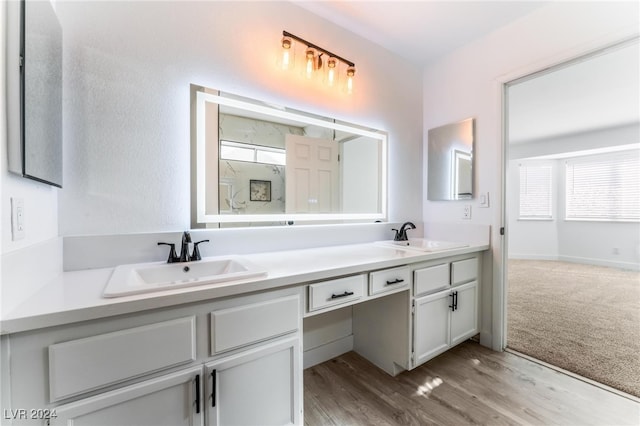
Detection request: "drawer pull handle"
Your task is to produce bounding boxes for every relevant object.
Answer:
[195,374,201,414]
[331,291,355,299]
[386,278,405,285]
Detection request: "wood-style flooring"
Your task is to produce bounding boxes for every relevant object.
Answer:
[304,341,640,425]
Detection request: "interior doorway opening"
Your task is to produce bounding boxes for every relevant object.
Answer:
[503,38,640,398]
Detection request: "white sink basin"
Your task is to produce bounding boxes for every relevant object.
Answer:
[103,256,267,298]
[379,239,469,252]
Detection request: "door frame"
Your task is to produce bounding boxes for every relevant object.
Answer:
[496,35,639,351]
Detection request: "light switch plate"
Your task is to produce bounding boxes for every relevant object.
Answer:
[479,192,490,208]
[11,197,25,241]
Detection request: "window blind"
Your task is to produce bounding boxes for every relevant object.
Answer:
[519,163,553,219]
[565,151,640,221]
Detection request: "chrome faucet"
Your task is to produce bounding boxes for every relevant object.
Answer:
[158,231,210,263]
[392,222,416,241]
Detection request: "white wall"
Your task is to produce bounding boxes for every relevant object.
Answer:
[55,1,423,237]
[422,1,640,349]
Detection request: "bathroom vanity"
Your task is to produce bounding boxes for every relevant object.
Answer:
[0,241,487,425]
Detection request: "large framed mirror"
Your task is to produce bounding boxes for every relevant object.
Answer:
[191,86,388,227]
[427,118,474,201]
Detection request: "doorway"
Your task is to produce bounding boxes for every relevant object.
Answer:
[503,39,640,397]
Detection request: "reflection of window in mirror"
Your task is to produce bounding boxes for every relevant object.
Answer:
[220,141,286,165]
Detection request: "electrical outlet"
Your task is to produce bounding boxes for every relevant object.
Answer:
[463,205,472,220]
[11,197,25,241]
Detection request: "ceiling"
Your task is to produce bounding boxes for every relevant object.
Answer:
[508,41,639,144]
[294,1,546,66]
[295,1,639,143]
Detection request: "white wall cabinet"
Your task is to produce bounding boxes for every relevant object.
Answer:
[50,366,204,426]
[205,336,301,426]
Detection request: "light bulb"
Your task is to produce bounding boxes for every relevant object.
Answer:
[305,48,315,79]
[346,66,355,94]
[327,57,337,87]
[280,36,292,70]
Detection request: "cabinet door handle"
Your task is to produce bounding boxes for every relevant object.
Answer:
[331,291,354,299]
[386,278,405,285]
[195,374,201,414]
[211,369,217,408]
[449,293,455,311]
[454,291,458,311]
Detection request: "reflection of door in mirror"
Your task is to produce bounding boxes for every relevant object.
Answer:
[285,135,340,213]
[453,150,472,199]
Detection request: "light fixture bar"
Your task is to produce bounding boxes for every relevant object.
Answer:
[282,31,355,67]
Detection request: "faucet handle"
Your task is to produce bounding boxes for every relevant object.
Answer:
[391,228,402,241]
[191,240,210,261]
[158,242,178,263]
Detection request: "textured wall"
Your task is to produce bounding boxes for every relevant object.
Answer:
[56,1,423,236]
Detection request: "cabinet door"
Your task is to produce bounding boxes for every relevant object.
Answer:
[51,366,204,426]
[206,336,301,426]
[413,290,451,367]
[450,281,478,346]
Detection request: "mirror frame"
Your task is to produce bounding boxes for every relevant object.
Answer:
[191,87,388,226]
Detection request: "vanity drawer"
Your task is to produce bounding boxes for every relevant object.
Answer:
[308,275,365,312]
[49,316,196,402]
[210,295,299,355]
[414,263,450,296]
[369,266,410,296]
[452,257,478,285]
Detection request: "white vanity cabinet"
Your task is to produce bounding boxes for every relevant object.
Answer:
[206,296,302,425]
[411,255,480,368]
[205,336,301,426]
[4,288,302,426]
[49,366,204,426]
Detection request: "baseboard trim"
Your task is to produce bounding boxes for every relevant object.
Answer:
[303,335,354,369]
[505,348,640,403]
[557,255,639,271]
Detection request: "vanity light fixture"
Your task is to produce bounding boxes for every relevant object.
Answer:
[281,30,356,93]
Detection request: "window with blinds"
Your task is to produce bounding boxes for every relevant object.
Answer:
[565,151,640,221]
[220,140,286,166]
[519,163,553,219]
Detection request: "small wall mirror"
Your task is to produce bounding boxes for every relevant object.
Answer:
[427,118,474,201]
[7,0,63,187]
[191,85,388,227]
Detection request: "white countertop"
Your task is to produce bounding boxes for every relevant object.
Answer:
[0,242,488,334]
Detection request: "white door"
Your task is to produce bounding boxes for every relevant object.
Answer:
[450,281,479,346]
[51,366,204,426]
[206,336,301,426]
[413,290,451,367]
[285,135,339,213]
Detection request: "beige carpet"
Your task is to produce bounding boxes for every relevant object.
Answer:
[507,259,640,397]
